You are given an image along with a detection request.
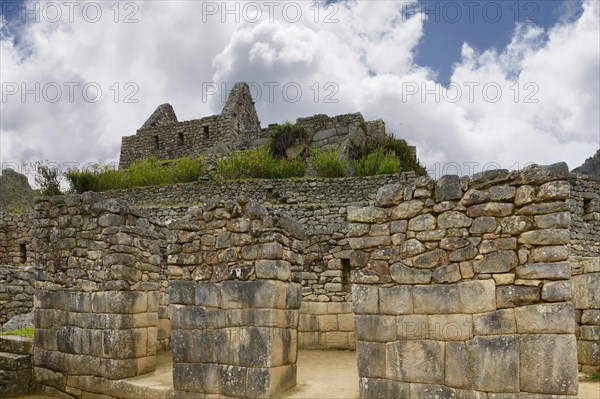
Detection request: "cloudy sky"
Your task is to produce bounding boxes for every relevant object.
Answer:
[1,0,599,181]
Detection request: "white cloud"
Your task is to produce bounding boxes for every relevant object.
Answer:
[1,0,598,180]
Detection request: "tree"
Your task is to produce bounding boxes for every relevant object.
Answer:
[35,162,62,196]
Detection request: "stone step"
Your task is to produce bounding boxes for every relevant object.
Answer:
[0,351,31,370]
[0,335,34,355]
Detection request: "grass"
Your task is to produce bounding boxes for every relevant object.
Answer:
[590,369,600,382]
[0,327,34,338]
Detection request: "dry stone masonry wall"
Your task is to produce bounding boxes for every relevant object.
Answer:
[349,163,580,398]
[33,194,164,398]
[166,199,304,399]
[0,212,34,266]
[0,265,34,326]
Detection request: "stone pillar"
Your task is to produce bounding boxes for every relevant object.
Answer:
[350,164,579,398]
[167,199,303,398]
[33,195,163,397]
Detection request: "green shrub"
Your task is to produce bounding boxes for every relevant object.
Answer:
[269,122,308,159]
[349,133,426,176]
[66,156,206,193]
[216,146,305,180]
[354,148,402,176]
[311,147,348,178]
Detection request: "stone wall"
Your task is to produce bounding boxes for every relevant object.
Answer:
[0,265,34,326]
[349,163,580,398]
[166,199,303,398]
[33,194,164,398]
[101,173,416,208]
[0,212,34,266]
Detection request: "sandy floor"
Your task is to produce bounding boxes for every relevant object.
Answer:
[15,350,600,399]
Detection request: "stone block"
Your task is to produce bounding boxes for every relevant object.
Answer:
[397,315,429,339]
[533,212,571,229]
[458,279,496,314]
[515,262,571,280]
[108,291,148,314]
[580,325,600,341]
[529,246,568,263]
[255,260,292,281]
[571,273,600,309]
[514,303,575,334]
[218,365,247,398]
[428,314,472,340]
[352,284,379,314]
[378,285,413,315]
[500,216,535,235]
[577,340,600,366]
[241,242,283,260]
[449,245,478,262]
[220,280,287,309]
[470,217,497,233]
[520,334,578,395]
[582,309,600,325]
[490,185,516,201]
[467,203,513,217]
[356,341,386,378]
[347,206,389,223]
[438,211,472,229]
[537,181,569,200]
[496,286,539,308]
[359,378,410,399]
[433,263,462,283]
[518,229,570,245]
[413,248,448,269]
[169,281,196,305]
[173,362,219,394]
[408,214,436,231]
[410,383,457,398]
[413,285,460,314]
[467,336,519,392]
[435,175,463,202]
[390,263,432,285]
[455,389,488,399]
[386,340,445,384]
[474,251,518,274]
[195,283,221,307]
[355,315,396,342]
[375,184,405,207]
[473,309,516,335]
[392,200,424,220]
[541,281,572,302]
[349,236,391,250]
[446,341,471,388]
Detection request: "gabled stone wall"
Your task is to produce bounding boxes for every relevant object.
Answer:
[349,163,580,398]
[166,199,304,398]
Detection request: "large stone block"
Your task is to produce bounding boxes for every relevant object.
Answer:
[413,285,461,314]
[458,280,496,314]
[474,251,518,274]
[413,249,449,269]
[392,200,424,220]
[496,286,539,308]
[347,206,389,223]
[517,229,570,245]
[520,334,578,395]
[220,280,288,309]
[386,340,445,384]
[390,263,432,284]
[408,214,437,231]
[577,339,600,366]
[169,280,196,305]
[514,303,575,334]
[355,315,396,342]
[446,341,471,388]
[515,262,571,280]
[255,260,292,281]
[396,315,429,340]
[352,284,379,314]
[571,273,600,309]
[428,314,472,341]
[473,309,516,335]
[541,281,572,302]
[529,246,568,263]
[349,236,391,250]
[375,184,405,207]
[435,175,462,202]
[378,285,413,315]
[356,341,386,378]
[409,383,457,399]
[173,362,219,394]
[359,378,410,399]
[467,336,519,392]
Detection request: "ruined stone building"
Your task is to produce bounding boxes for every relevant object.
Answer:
[0,83,598,398]
[119,82,405,169]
